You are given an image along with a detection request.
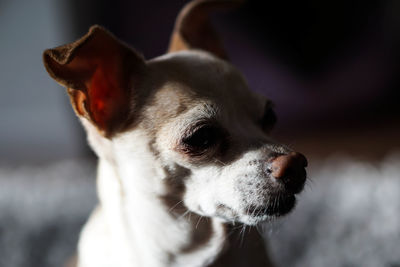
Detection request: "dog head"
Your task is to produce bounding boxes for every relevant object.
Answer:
[43,0,307,225]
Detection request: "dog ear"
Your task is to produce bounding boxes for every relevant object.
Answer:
[43,25,145,137]
[168,0,242,60]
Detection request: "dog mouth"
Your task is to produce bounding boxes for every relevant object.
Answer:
[214,194,297,225]
[246,194,296,218]
[234,194,296,225]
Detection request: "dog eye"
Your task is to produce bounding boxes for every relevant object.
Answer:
[182,125,220,151]
[261,107,277,131]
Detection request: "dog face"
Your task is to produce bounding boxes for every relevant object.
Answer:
[43,0,307,226]
[139,51,307,225]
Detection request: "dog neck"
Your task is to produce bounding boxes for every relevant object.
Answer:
[95,153,227,267]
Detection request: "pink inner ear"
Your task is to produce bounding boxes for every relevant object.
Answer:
[88,60,122,130]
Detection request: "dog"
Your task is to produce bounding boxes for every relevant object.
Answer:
[43,0,307,266]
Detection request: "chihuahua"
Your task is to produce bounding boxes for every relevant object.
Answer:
[43,0,307,266]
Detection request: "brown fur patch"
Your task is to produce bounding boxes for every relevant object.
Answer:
[158,164,191,216]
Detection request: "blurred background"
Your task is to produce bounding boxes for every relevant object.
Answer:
[1,0,399,266]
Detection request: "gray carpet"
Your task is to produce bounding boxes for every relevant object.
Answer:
[1,154,399,267]
[0,160,96,267]
[269,153,400,267]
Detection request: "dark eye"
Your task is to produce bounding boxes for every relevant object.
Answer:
[182,125,220,152]
[261,107,277,131]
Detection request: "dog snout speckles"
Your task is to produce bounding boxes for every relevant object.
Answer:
[248,159,259,167]
[229,151,308,220]
[236,175,271,204]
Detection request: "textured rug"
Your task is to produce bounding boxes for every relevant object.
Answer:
[1,154,399,267]
[268,153,400,267]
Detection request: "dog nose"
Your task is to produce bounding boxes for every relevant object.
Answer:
[270,152,307,178]
[269,152,307,192]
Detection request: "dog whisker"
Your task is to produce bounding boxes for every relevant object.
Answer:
[241,227,246,243]
[214,159,227,166]
[304,176,315,191]
[188,211,193,222]
[168,200,184,213]
[195,215,204,229]
[178,210,191,221]
[275,194,280,212]
[257,223,268,237]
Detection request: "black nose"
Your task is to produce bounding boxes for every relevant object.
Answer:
[269,152,307,193]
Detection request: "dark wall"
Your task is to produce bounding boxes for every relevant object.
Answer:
[2,0,399,162]
[68,0,400,132]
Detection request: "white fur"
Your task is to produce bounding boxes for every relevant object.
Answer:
[77,128,229,267]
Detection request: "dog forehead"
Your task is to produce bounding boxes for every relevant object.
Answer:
[145,51,264,117]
